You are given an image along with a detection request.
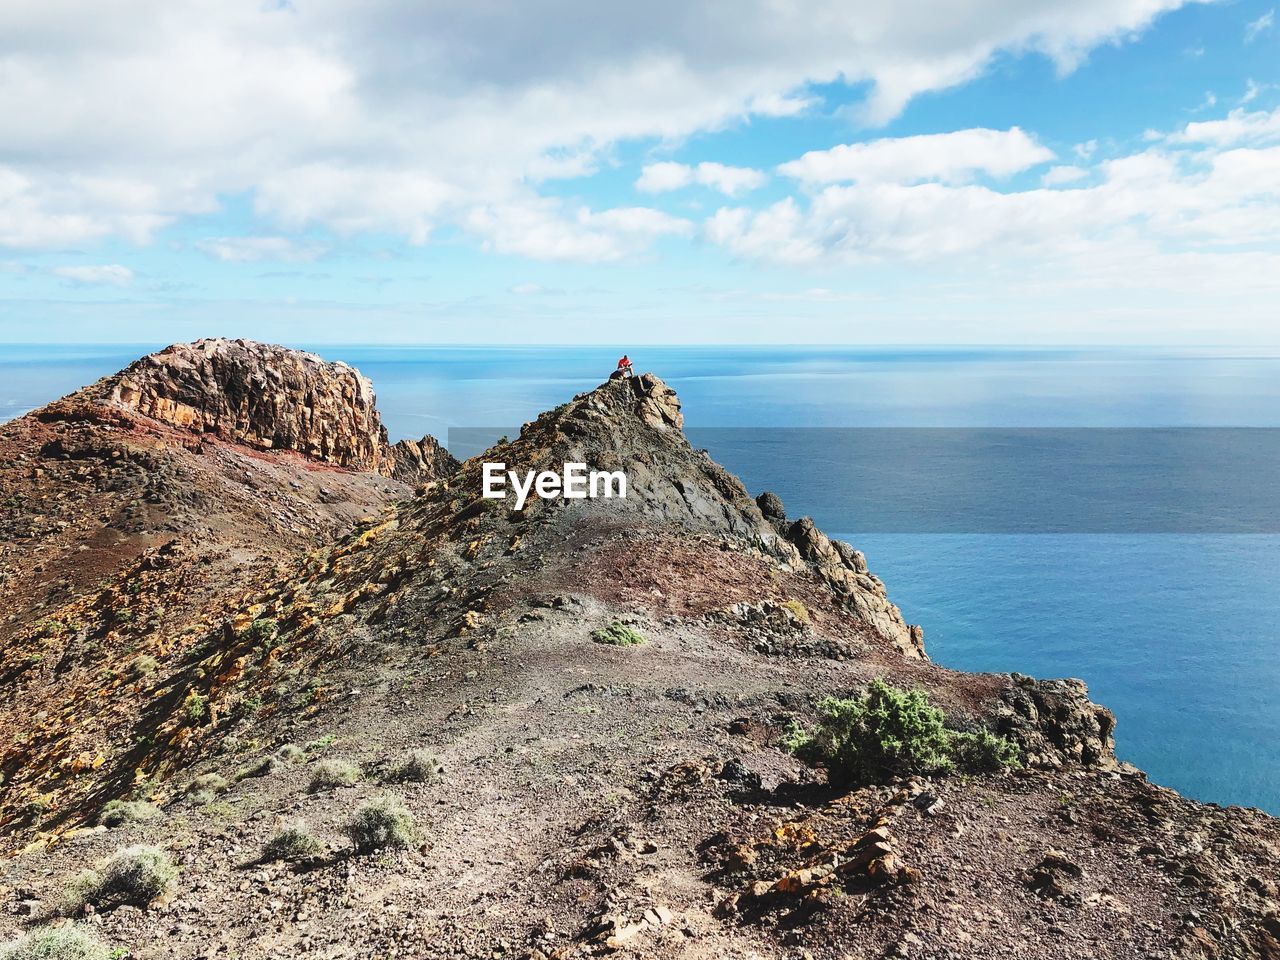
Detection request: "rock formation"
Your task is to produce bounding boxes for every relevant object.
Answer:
[58,338,457,482]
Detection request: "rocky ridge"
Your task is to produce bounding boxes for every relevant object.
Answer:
[0,352,1276,960]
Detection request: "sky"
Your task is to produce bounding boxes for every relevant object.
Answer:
[1,0,1278,345]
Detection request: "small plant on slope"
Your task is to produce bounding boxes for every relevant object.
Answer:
[591,622,647,646]
[58,846,177,914]
[241,618,279,651]
[98,800,161,829]
[0,924,114,960]
[386,749,442,784]
[309,758,362,792]
[274,743,305,763]
[181,689,208,726]
[262,822,323,863]
[129,655,158,678]
[344,796,417,853]
[94,845,178,908]
[185,773,229,804]
[237,755,282,781]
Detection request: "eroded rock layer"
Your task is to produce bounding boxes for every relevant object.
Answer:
[68,338,457,481]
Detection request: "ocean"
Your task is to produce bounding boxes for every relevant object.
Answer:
[3,343,1278,813]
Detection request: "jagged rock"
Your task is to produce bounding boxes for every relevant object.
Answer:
[785,517,924,658]
[756,491,786,524]
[832,539,868,573]
[995,673,1117,769]
[54,339,457,481]
[1025,849,1084,900]
[628,373,683,431]
[388,434,457,485]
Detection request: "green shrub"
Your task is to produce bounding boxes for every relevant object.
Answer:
[274,743,305,764]
[98,800,160,828]
[950,729,1023,773]
[52,872,103,918]
[789,679,1020,785]
[309,758,361,793]
[0,924,113,960]
[237,755,282,781]
[262,822,323,863]
[242,618,280,649]
[181,690,208,726]
[386,749,441,784]
[129,655,159,678]
[304,734,338,753]
[591,622,646,646]
[185,773,229,804]
[60,845,177,913]
[94,845,178,908]
[344,796,416,853]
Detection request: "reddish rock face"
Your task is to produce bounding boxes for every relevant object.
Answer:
[103,338,390,470]
[93,338,455,482]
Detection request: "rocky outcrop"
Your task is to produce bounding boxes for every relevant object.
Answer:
[389,434,457,485]
[62,339,456,482]
[994,673,1117,769]
[627,373,684,431]
[755,493,926,659]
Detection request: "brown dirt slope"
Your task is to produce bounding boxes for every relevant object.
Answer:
[0,341,456,845]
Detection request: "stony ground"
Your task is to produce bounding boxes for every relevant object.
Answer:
[4,559,1276,959]
[2,350,1277,959]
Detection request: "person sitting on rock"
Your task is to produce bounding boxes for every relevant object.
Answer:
[616,354,634,379]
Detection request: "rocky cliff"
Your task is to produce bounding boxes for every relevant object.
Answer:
[0,356,1275,960]
[52,338,456,483]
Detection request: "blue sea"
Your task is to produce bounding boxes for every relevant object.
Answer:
[2,343,1278,813]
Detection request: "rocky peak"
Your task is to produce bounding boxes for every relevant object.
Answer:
[64,338,455,482]
[439,373,925,658]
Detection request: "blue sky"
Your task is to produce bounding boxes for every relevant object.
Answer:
[1,0,1278,345]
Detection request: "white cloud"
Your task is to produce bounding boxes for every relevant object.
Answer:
[707,111,1280,270]
[1195,91,1219,111]
[465,199,692,262]
[195,236,325,262]
[1042,165,1089,186]
[1171,105,1280,147]
[1074,139,1099,160]
[778,128,1055,185]
[52,264,133,286]
[1245,8,1274,42]
[636,161,766,196]
[0,0,1195,257]
[636,162,694,193]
